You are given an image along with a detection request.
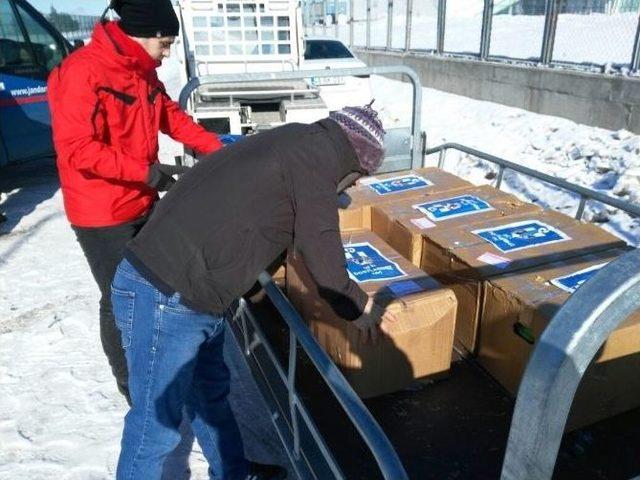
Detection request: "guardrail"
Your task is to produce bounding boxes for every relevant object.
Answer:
[232,273,408,480]
[178,65,423,169]
[501,247,640,479]
[424,142,640,221]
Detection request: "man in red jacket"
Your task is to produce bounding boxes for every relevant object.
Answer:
[47,0,222,404]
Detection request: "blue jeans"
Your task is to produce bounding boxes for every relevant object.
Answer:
[111,259,249,480]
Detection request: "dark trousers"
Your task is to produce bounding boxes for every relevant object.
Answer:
[72,216,148,404]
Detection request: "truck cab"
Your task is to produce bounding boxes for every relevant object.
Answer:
[0,0,71,167]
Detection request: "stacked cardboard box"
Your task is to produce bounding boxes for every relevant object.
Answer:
[419,209,626,353]
[479,247,640,430]
[287,230,457,398]
[371,185,542,266]
[339,167,472,231]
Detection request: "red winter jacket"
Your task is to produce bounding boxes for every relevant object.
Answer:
[48,21,222,227]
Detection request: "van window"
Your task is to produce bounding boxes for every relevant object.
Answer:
[15,3,65,72]
[0,1,37,73]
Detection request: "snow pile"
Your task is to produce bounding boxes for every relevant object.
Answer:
[371,75,640,245]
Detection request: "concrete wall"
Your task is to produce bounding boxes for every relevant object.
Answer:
[355,49,640,134]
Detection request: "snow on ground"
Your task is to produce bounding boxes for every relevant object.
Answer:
[1,44,640,479]
[0,52,288,480]
[370,75,640,246]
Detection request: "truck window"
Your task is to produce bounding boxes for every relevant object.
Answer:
[0,1,37,75]
[15,2,65,73]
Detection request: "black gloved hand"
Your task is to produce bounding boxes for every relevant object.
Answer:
[146,163,191,192]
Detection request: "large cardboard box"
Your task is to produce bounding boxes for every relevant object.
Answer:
[479,248,640,430]
[287,231,457,398]
[339,167,472,231]
[420,209,626,353]
[371,185,542,266]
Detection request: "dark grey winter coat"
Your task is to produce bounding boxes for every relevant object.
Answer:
[126,119,368,319]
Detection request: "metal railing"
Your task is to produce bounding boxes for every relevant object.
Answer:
[501,247,640,479]
[178,65,424,169]
[424,143,640,221]
[304,0,640,74]
[231,273,408,479]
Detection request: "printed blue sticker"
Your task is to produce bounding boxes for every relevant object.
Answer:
[550,263,608,294]
[344,242,406,283]
[471,220,571,253]
[367,174,433,196]
[414,194,494,221]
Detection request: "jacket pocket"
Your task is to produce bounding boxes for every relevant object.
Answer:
[111,287,135,349]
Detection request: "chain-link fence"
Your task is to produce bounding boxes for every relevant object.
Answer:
[302,0,640,74]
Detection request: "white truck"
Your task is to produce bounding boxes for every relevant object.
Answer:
[174,0,330,135]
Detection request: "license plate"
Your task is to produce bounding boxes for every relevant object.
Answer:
[311,76,345,86]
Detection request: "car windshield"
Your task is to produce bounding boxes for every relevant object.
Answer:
[304,40,354,60]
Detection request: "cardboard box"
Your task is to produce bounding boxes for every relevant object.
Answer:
[479,248,640,430]
[371,185,542,266]
[339,168,472,231]
[287,230,457,398]
[420,209,626,353]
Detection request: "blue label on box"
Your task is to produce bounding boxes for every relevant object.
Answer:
[472,220,571,253]
[550,263,608,294]
[344,242,406,283]
[414,194,494,221]
[367,174,432,196]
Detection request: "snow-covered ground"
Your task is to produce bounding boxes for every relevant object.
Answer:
[369,75,640,246]
[1,43,639,479]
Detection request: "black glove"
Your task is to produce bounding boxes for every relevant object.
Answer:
[146,163,190,192]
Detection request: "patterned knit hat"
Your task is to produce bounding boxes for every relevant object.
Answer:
[330,101,386,174]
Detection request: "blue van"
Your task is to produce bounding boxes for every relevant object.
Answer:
[0,0,72,167]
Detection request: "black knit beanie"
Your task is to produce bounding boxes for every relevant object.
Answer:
[111,0,179,38]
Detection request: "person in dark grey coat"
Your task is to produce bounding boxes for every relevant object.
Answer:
[110,104,394,480]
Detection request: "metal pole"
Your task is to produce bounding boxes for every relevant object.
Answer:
[540,0,559,65]
[179,66,424,170]
[386,0,394,50]
[437,0,447,54]
[480,0,494,59]
[349,0,355,47]
[501,249,640,480]
[631,12,640,73]
[405,0,413,52]
[333,0,339,40]
[322,0,328,37]
[258,273,409,480]
[366,0,371,49]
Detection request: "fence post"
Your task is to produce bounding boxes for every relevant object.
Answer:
[405,0,413,52]
[480,0,494,60]
[437,0,447,54]
[349,0,355,47]
[366,0,371,49]
[322,0,327,37]
[386,1,394,50]
[632,12,640,73]
[540,0,558,66]
[333,0,339,40]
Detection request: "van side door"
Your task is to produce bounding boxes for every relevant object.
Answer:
[0,0,68,166]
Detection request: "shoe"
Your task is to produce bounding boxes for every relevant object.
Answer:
[244,461,287,480]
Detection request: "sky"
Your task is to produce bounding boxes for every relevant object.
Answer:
[29,0,108,16]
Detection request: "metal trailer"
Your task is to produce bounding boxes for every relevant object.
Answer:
[179,66,640,479]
